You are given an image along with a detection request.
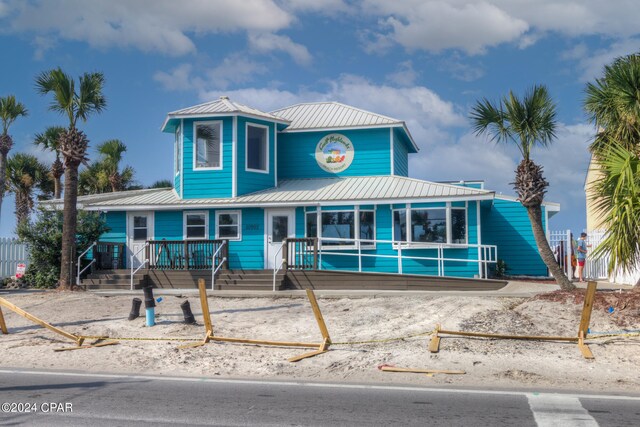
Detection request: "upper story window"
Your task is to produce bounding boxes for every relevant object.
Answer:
[194,121,222,170]
[175,124,182,176]
[246,124,268,173]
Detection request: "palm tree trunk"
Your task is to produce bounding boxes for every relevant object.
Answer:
[59,164,79,290]
[54,177,61,199]
[526,204,576,290]
[14,192,31,225]
[0,152,7,219]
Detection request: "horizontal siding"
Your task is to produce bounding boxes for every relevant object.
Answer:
[182,117,233,199]
[226,208,264,269]
[393,128,409,177]
[154,211,183,240]
[174,174,181,197]
[481,199,547,276]
[237,117,276,196]
[278,128,392,179]
[101,211,126,243]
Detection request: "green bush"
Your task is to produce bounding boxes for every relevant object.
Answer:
[17,208,109,288]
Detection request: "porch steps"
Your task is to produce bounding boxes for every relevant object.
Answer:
[82,269,148,290]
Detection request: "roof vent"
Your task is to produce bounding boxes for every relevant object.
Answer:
[219,96,229,100]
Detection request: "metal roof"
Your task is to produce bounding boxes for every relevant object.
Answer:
[271,102,402,131]
[162,96,289,131]
[45,176,495,210]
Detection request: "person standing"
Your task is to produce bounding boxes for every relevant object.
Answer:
[576,232,588,282]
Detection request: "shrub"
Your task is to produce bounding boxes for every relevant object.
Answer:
[17,208,109,288]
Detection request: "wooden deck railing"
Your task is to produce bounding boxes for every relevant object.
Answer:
[284,237,318,270]
[146,239,228,270]
[94,242,126,270]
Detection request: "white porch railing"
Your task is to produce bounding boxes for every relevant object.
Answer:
[76,241,97,286]
[210,240,227,290]
[272,241,286,291]
[281,236,497,279]
[130,242,150,290]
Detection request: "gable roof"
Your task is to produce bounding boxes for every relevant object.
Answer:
[43,176,494,211]
[161,96,289,132]
[271,102,418,151]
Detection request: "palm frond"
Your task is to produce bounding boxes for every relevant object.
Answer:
[0,95,29,134]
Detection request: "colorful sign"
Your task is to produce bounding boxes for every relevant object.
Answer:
[315,133,354,173]
[15,263,26,279]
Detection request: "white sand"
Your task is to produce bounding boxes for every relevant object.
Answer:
[0,291,638,392]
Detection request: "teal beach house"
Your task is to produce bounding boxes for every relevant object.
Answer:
[61,97,559,289]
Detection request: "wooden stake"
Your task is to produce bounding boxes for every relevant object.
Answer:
[438,329,579,342]
[210,335,320,348]
[578,281,597,338]
[0,297,81,345]
[198,278,214,336]
[578,331,594,359]
[0,306,7,335]
[306,289,331,343]
[379,366,466,375]
[428,323,441,353]
[287,349,328,363]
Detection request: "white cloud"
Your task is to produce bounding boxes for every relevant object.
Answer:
[566,38,640,82]
[279,0,352,15]
[2,0,293,56]
[362,0,640,55]
[248,32,312,65]
[438,54,485,82]
[207,54,269,89]
[32,35,56,60]
[386,61,418,86]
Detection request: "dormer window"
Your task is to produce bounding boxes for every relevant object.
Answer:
[246,123,268,173]
[194,121,222,170]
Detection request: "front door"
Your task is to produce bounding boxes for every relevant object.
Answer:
[127,212,154,268]
[266,209,295,269]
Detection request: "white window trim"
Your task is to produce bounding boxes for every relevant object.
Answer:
[215,210,242,241]
[175,123,182,177]
[183,211,209,240]
[245,122,270,174]
[307,208,376,250]
[392,203,469,249]
[451,204,468,245]
[193,120,223,171]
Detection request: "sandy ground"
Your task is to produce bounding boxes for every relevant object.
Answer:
[0,289,639,392]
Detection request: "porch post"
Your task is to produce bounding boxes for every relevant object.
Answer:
[223,240,229,270]
[313,238,318,270]
[282,239,289,270]
[183,241,189,270]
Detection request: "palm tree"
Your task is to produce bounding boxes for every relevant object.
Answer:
[35,68,106,289]
[0,95,28,219]
[584,53,640,286]
[470,85,575,290]
[34,126,66,199]
[5,153,51,225]
[96,139,131,192]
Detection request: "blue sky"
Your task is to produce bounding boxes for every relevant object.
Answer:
[1,0,639,237]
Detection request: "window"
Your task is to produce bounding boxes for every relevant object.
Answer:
[175,124,182,176]
[184,212,208,240]
[451,208,467,244]
[321,211,354,246]
[393,205,467,245]
[306,212,317,239]
[133,216,148,241]
[412,209,446,243]
[359,210,375,247]
[216,211,241,240]
[246,124,268,173]
[194,121,222,169]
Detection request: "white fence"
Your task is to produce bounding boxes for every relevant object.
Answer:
[548,229,610,281]
[0,237,28,279]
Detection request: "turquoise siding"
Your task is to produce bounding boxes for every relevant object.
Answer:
[278,128,392,179]
[301,203,481,278]
[174,174,181,197]
[481,198,547,276]
[226,208,264,269]
[101,211,126,243]
[182,117,233,199]
[393,128,408,176]
[154,211,183,240]
[236,117,276,196]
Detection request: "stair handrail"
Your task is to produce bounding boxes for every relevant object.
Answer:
[272,240,286,292]
[210,240,227,290]
[76,241,97,287]
[130,242,150,290]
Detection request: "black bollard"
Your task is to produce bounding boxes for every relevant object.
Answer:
[128,298,142,320]
[143,286,156,308]
[180,300,196,325]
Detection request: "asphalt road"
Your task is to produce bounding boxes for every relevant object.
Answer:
[0,369,638,426]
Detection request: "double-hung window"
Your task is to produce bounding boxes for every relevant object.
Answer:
[184,211,208,240]
[246,124,268,173]
[194,121,222,169]
[306,208,376,248]
[393,204,467,245]
[216,211,241,241]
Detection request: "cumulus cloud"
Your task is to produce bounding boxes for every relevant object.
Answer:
[564,38,640,82]
[386,61,419,86]
[362,0,640,55]
[2,0,293,56]
[248,32,312,65]
[279,0,352,15]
